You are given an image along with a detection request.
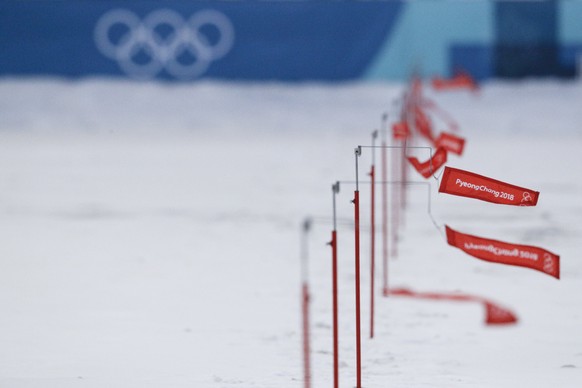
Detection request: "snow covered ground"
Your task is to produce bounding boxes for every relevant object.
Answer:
[0,78,581,387]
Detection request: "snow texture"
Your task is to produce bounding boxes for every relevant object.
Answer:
[0,78,581,387]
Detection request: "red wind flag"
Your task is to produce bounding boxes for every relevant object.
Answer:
[413,107,436,142]
[431,71,478,91]
[445,225,560,279]
[392,121,410,140]
[438,166,539,206]
[407,147,447,178]
[435,132,465,156]
[484,301,518,325]
[389,287,517,326]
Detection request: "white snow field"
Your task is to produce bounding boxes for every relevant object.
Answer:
[0,78,581,387]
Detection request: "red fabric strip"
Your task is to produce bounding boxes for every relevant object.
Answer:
[445,225,560,279]
[407,147,447,178]
[392,121,410,140]
[438,166,539,206]
[435,132,465,156]
[431,72,478,91]
[484,301,518,325]
[389,287,517,326]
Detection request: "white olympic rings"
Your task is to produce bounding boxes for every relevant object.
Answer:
[94,8,235,79]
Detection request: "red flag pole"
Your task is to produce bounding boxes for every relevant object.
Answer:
[400,91,411,224]
[352,146,362,388]
[401,136,408,215]
[399,137,406,230]
[391,130,399,259]
[369,130,377,338]
[381,114,390,297]
[329,182,340,388]
[300,218,312,388]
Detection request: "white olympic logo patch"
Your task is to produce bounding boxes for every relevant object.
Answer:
[519,191,533,206]
[94,8,234,79]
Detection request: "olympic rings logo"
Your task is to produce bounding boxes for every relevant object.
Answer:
[94,9,234,79]
[542,253,555,274]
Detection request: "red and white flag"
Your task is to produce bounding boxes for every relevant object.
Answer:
[435,132,465,156]
[439,167,539,206]
[407,147,447,178]
[484,301,518,325]
[445,225,560,279]
[431,71,478,91]
[392,121,410,140]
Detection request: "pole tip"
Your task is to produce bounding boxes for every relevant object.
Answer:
[332,181,340,194]
[303,217,312,232]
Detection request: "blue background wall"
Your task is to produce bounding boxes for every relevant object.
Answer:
[1,0,582,82]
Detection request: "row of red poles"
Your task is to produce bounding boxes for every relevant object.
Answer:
[299,72,517,388]
[300,77,457,387]
[301,108,411,388]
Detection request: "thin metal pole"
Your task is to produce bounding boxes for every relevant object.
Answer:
[353,146,362,388]
[369,130,377,338]
[381,114,389,297]
[391,129,399,259]
[401,136,408,214]
[330,182,340,388]
[301,218,312,388]
[400,92,409,218]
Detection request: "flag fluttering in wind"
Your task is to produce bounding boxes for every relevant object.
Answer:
[445,225,560,279]
[389,287,518,325]
[439,167,539,206]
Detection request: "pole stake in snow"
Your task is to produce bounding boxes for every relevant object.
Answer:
[381,114,390,297]
[329,182,340,388]
[369,130,378,339]
[353,146,362,388]
[300,217,312,388]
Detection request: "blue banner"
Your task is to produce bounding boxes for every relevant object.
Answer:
[0,0,403,81]
[2,1,582,81]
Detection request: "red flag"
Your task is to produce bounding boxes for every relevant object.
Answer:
[445,225,560,279]
[389,287,518,326]
[484,301,518,325]
[392,121,410,140]
[438,166,539,206]
[431,71,478,91]
[413,107,436,142]
[390,288,472,302]
[435,132,465,156]
[407,147,447,178]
